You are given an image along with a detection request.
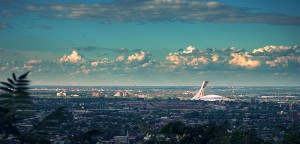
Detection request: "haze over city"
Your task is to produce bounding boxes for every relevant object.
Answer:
[1,0,300,86]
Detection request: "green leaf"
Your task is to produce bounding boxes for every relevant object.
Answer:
[18,71,30,80]
[0,87,13,93]
[0,82,15,89]
[15,86,30,90]
[15,83,29,86]
[12,73,17,81]
[7,78,15,85]
[17,79,30,83]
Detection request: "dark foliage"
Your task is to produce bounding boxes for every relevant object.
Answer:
[70,130,103,144]
[0,71,32,140]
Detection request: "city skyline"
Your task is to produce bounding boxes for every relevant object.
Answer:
[1,0,300,86]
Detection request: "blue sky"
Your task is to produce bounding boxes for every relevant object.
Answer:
[1,0,300,86]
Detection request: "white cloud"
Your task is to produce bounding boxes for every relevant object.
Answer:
[81,66,90,75]
[24,0,300,25]
[252,45,298,56]
[187,57,209,66]
[266,56,300,67]
[128,51,150,64]
[0,67,7,71]
[221,47,244,54]
[24,64,33,70]
[183,46,196,54]
[211,54,219,62]
[91,61,100,67]
[116,55,125,62]
[229,53,261,69]
[26,59,42,64]
[11,67,20,71]
[91,58,110,67]
[166,53,187,65]
[59,51,84,63]
[83,69,90,75]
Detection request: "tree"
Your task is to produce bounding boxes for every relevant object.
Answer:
[69,130,103,144]
[283,124,300,144]
[160,121,186,143]
[0,71,32,140]
[0,72,103,143]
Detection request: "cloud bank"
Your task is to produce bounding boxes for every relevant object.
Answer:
[1,45,299,79]
[1,0,298,25]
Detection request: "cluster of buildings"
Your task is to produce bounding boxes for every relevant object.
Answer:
[9,97,299,143]
[14,85,298,143]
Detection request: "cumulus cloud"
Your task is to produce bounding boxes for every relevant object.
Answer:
[127,51,151,64]
[116,55,125,62]
[183,46,197,54]
[26,59,42,64]
[80,66,90,75]
[59,51,84,63]
[187,57,209,66]
[221,47,244,54]
[211,54,219,62]
[166,53,187,65]
[24,0,300,25]
[252,45,299,56]
[266,56,300,67]
[166,46,231,70]
[229,53,261,69]
[11,66,20,71]
[0,67,7,71]
[90,58,110,67]
[91,61,100,67]
[24,64,33,70]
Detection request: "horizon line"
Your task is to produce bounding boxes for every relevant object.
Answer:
[29,85,300,87]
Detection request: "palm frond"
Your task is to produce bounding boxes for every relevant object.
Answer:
[0,82,15,89]
[15,83,29,86]
[12,73,17,81]
[0,87,14,93]
[17,80,31,83]
[7,78,15,85]
[18,71,30,80]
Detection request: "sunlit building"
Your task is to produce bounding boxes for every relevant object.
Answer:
[191,81,230,101]
[56,92,67,97]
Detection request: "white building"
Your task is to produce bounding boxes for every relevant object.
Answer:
[114,91,129,97]
[191,81,230,101]
[56,92,67,97]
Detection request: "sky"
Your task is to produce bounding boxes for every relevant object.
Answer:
[0,0,300,86]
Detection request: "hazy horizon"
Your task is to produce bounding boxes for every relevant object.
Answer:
[1,0,300,86]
